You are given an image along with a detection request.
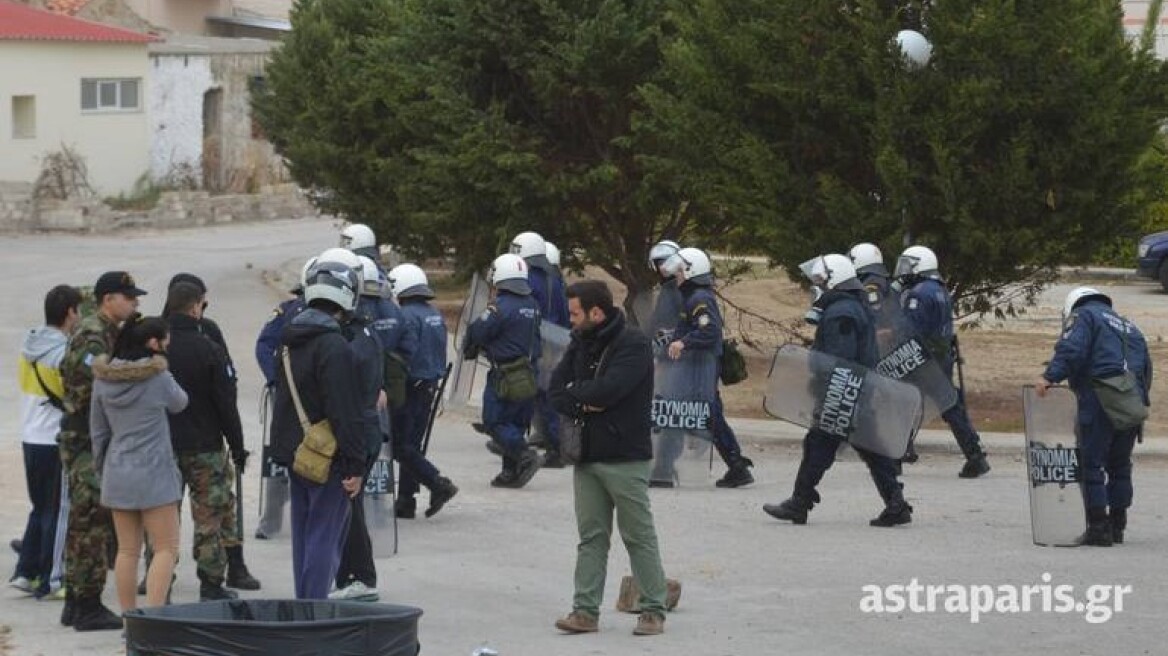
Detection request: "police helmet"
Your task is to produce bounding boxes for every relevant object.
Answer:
[894,245,939,278]
[340,223,377,251]
[663,247,713,286]
[356,256,391,298]
[388,263,434,299]
[304,260,359,311]
[510,232,547,258]
[490,253,532,295]
[802,254,859,290]
[648,239,681,272]
[1063,286,1112,320]
[545,242,562,267]
[849,243,885,273]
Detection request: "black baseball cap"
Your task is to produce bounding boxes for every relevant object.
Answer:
[94,271,148,300]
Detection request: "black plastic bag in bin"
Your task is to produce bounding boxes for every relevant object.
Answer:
[124,599,422,656]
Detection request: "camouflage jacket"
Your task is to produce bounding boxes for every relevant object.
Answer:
[61,312,120,423]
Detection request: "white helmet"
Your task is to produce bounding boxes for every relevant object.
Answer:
[388,263,433,299]
[299,256,319,289]
[317,247,362,270]
[800,254,858,290]
[545,242,562,267]
[664,247,712,283]
[648,239,681,271]
[849,243,884,271]
[1063,286,1111,320]
[510,231,547,258]
[356,256,390,298]
[490,253,532,295]
[340,223,377,251]
[304,260,359,311]
[894,245,939,278]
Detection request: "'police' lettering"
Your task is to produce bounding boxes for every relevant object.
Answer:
[651,398,711,431]
[1028,445,1081,487]
[817,367,864,438]
[875,339,928,380]
[364,459,392,495]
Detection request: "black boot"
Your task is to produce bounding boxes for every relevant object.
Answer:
[870,492,913,528]
[1082,507,1114,547]
[60,589,75,627]
[958,454,991,479]
[425,477,459,518]
[72,595,123,632]
[484,439,504,457]
[395,496,417,519]
[542,449,565,469]
[199,576,239,601]
[226,546,261,591]
[715,457,755,488]
[762,495,814,525]
[901,441,919,464]
[1111,508,1127,544]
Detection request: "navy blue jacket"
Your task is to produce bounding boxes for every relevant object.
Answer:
[901,277,955,365]
[813,290,878,367]
[340,316,385,459]
[527,260,569,328]
[674,283,724,355]
[466,291,541,364]
[401,298,448,382]
[1044,300,1153,407]
[255,296,306,386]
[356,295,415,360]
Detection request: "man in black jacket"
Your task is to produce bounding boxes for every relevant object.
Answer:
[164,282,260,600]
[269,261,367,599]
[548,280,668,637]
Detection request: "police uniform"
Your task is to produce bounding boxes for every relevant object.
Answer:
[1042,298,1152,545]
[672,281,753,487]
[465,290,543,488]
[901,276,990,475]
[764,285,911,526]
[526,255,569,460]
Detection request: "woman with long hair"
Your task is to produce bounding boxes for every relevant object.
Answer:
[89,315,188,613]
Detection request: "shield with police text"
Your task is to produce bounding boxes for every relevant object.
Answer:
[538,321,571,390]
[1023,385,1086,547]
[256,388,289,539]
[874,336,959,421]
[649,349,716,486]
[763,343,922,459]
[363,442,398,557]
[447,273,491,407]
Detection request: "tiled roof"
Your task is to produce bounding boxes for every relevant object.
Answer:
[0,0,155,42]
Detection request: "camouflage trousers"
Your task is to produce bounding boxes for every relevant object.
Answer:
[58,431,113,599]
[177,450,239,585]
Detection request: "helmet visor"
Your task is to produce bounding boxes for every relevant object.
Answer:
[894,255,919,278]
[799,257,827,287]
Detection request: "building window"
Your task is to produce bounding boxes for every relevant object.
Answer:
[12,95,35,138]
[81,79,141,112]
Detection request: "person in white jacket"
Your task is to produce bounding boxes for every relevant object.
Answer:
[11,285,82,598]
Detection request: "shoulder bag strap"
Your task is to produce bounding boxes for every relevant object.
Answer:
[30,357,66,411]
[281,346,313,431]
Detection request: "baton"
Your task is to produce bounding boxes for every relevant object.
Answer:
[235,463,245,540]
[953,335,967,398]
[421,363,453,456]
[257,386,270,516]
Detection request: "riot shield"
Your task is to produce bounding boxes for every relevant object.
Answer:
[630,283,684,356]
[763,343,922,460]
[538,321,571,390]
[649,350,716,486]
[256,388,289,539]
[364,441,398,558]
[1023,385,1085,547]
[447,273,491,407]
[873,336,959,421]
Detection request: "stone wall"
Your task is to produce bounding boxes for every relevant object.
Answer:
[0,182,318,233]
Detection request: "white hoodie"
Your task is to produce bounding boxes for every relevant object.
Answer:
[18,326,68,446]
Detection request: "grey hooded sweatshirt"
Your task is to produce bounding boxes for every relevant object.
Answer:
[89,355,188,510]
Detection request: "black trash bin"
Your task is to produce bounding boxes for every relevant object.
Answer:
[124,599,422,656]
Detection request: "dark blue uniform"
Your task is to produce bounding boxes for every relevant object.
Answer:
[901,276,987,464]
[673,282,751,483]
[255,296,306,386]
[798,290,902,503]
[527,260,568,455]
[1042,300,1152,517]
[392,299,449,507]
[466,291,541,455]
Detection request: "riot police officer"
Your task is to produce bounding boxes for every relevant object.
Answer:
[893,246,991,478]
[464,254,543,488]
[643,239,685,487]
[339,223,381,263]
[763,255,911,526]
[663,248,754,488]
[388,263,458,518]
[1036,287,1152,546]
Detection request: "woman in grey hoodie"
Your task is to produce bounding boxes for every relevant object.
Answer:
[90,316,188,614]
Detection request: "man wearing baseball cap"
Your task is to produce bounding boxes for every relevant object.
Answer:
[57,271,144,631]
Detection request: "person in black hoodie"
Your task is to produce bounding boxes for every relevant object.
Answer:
[269,261,367,599]
[549,280,668,637]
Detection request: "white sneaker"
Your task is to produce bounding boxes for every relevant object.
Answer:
[328,581,379,602]
[8,576,33,593]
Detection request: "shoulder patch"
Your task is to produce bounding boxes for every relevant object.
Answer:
[698,314,712,328]
[907,298,919,310]
[1061,313,1077,340]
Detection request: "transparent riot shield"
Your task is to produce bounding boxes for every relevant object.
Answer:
[630,282,684,355]
[364,441,398,558]
[538,321,571,390]
[256,388,289,539]
[649,349,716,486]
[873,336,959,421]
[763,343,922,460]
[447,273,491,407]
[1023,385,1085,547]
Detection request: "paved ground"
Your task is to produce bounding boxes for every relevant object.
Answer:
[0,219,1165,655]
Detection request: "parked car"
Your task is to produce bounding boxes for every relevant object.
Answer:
[1137,231,1168,290]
